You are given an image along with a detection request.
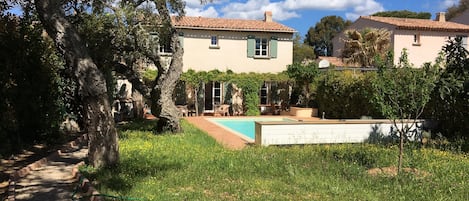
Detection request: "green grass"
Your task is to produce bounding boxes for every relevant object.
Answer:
[81,120,469,200]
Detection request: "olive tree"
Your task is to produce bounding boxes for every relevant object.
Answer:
[372,50,439,173]
[286,62,320,107]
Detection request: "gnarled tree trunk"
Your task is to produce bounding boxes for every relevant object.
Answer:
[35,0,119,168]
[150,33,183,132]
[150,2,183,133]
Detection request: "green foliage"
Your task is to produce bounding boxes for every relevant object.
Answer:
[0,13,65,155]
[372,50,439,173]
[231,73,264,116]
[316,71,381,118]
[293,43,315,64]
[429,37,469,139]
[304,15,352,56]
[286,62,320,107]
[372,10,432,19]
[372,64,438,121]
[84,120,469,200]
[142,68,158,86]
[292,33,315,63]
[181,70,290,116]
[446,0,469,20]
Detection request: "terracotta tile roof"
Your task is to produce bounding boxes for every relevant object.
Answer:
[172,16,296,33]
[360,16,469,32]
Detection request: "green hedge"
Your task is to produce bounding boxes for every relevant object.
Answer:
[316,70,382,119]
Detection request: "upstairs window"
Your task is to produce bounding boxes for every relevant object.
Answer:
[255,38,269,57]
[150,33,172,54]
[247,35,277,58]
[413,33,421,46]
[159,44,172,53]
[209,35,219,49]
[211,36,218,46]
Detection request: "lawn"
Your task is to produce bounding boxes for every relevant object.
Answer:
[81,120,469,200]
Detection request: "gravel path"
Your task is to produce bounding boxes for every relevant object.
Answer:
[7,138,87,201]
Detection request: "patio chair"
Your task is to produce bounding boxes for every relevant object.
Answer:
[176,105,189,117]
[215,104,230,116]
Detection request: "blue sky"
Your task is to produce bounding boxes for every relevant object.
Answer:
[184,0,460,37]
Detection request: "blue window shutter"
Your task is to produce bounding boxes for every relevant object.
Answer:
[270,36,278,58]
[247,35,255,58]
[178,32,184,48]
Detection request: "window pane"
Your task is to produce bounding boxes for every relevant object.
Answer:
[211,36,217,46]
[256,50,260,55]
[262,51,267,55]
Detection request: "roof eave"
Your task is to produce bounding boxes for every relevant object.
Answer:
[396,26,469,32]
[174,26,296,33]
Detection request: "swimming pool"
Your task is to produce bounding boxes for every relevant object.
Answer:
[209,118,296,141]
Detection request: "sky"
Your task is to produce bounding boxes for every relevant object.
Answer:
[183,0,460,38]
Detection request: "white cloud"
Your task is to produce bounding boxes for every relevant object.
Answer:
[184,0,384,21]
[439,0,458,9]
[221,0,299,20]
[184,0,206,9]
[185,6,219,17]
[281,0,367,10]
[345,0,384,20]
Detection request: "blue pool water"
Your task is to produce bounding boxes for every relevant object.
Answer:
[211,118,294,140]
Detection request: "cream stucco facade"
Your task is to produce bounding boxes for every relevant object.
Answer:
[179,29,293,73]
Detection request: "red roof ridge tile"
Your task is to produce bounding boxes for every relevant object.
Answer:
[172,16,296,33]
[359,15,469,32]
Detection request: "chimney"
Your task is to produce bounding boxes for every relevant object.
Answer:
[435,12,446,22]
[264,11,273,22]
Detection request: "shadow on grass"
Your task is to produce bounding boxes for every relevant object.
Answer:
[117,119,157,132]
[82,154,183,194]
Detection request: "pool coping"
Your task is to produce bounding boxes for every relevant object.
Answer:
[184,116,320,149]
[185,117,250,149]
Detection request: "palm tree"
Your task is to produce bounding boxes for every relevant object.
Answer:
[341,28,391,67]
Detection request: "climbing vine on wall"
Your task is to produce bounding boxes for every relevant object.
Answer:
[180,70,290,116]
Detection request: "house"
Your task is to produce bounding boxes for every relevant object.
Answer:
[168,12,295,114]
[332,13,469,67]
[114,13,295,118]
[171,11,295,73]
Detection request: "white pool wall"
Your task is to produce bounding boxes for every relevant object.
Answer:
[255,119,423,146]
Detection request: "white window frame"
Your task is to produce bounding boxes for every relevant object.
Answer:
[260,82,269,105]
[213,81,222,106]
[255,38,269,57]
[413,33,421,46]
[210,35,219,47]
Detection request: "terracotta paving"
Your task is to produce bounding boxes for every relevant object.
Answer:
[184,116,321,150]
[185,117,250,149]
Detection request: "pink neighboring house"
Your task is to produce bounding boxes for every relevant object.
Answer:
[332,13,469,67]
